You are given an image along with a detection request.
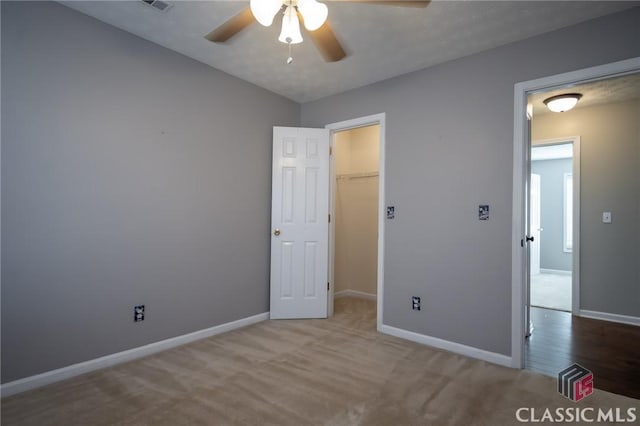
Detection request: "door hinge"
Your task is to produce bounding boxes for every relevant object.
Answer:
[327,282,330,291]
[328,214,331,223]
[329,146,332,156]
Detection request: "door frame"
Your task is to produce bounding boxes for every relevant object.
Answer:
[325,113,386,330]
[511,56,640,369]
[530,137,581,316]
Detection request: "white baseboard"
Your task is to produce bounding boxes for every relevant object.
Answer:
[0,312,269,398]
[378,324,512,368]
[579,310,640,327]
[334,289,377,301]
[539,268,572,275]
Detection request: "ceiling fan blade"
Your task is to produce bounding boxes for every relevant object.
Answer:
[328,0,429,7]
[205,7,255,43]
[307,21,347,62]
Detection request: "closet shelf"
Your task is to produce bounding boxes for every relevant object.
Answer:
[336,171,379,180]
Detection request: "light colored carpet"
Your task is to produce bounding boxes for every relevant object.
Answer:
[531,272,571,311]
[2,298,638,425]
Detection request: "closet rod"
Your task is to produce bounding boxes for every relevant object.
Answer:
[336,172,379,180]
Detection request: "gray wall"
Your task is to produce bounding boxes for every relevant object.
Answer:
[533,100,640,318]
[1,1,299,382]
[2,1,640,384]
[301,8,640,355]
[531,158,572,271]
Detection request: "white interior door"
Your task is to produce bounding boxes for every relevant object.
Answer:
[524,116,533,339]
[530,173,541,275]
[270,126,330,319]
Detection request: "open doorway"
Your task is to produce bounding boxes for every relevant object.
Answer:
[332,125,380,305]
[330,125,380,322]
[325,113,386,326]
[530,141,577,313]
[513,59,640,398]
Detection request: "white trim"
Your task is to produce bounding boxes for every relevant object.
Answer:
[563,172,573,253]
[379,325,512,368]
[539,268,571,276]
[571,139,581,317]
[0,312,269,398]
[327,132,337,318]
[326,113,386,332]
[512,56,640,369]
[579,310,640,327]
[334,289,377,301]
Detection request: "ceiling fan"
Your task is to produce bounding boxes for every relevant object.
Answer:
[205,0,429,63]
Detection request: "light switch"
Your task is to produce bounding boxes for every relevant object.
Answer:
[602,212,612,224]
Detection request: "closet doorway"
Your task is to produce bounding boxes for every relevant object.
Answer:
[329,123,381,317]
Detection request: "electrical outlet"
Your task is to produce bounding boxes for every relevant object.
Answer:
[411,296,421,311]
[134,305,145,322]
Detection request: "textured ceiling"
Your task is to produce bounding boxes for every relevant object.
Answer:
[60,0,637,103]
[529,72,640,116]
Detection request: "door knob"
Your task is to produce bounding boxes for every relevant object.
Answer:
[274,228,281,236]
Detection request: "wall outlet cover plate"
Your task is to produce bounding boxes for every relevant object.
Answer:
[386,206,395,219]
[479,205,489,220]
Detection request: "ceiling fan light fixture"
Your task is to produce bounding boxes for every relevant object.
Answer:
[297,0,328,31]
[250,0,282,27]
[543,93,583,113]
[278,6,303,44]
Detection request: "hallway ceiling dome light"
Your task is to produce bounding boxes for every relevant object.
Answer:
[543,93,583,113]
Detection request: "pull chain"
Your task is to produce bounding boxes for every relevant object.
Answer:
[287,39,293,64]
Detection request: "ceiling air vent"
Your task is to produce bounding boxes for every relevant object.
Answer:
[141,0,172,12]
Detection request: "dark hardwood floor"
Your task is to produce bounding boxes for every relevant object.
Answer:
[526,307,640,400]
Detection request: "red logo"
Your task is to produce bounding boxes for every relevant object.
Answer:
[558,363,593,402]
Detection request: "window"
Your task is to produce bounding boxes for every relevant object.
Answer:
[563,173,573,252]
